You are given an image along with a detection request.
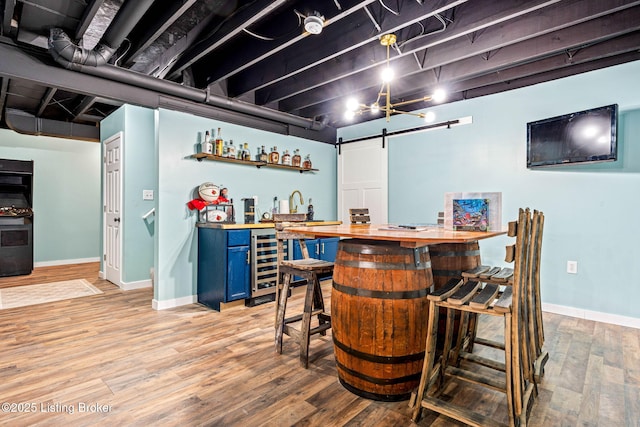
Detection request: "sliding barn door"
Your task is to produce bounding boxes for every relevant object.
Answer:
[337,137,388,224]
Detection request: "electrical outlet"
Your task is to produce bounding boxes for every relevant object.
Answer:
[567,260,578,274]
[143,190,154,201]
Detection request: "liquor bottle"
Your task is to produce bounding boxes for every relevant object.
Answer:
[292,149,301,167]
[302,154,312,169]
[227,140,236,159]
[259,145,268,162]
[201,131,213,154]
[255,146,262,161]
[222,140,229,157]
[282,149,291,166]
[242,143,251,161]
[214,127,224,156]
[269,146,280,164]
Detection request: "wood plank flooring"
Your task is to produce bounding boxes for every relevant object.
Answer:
[0,264,638,426]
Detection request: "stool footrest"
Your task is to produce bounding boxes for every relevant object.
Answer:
[473,337,506,350]
[445,365,506,393]
[309,322,332,336]
[418,396,508,427]
[459,351,506,372]
[284,309,324,324]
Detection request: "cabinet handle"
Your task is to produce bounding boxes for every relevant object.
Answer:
[316,243,320,255]
[246,251,250,264]
[321,242,325,254]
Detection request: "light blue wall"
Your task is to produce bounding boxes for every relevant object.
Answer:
[0,129,101,263]
[338,60,640,319]
[155,108,337,302]
[100,105,156,284]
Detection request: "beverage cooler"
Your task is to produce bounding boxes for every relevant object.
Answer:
[0,159,34,277]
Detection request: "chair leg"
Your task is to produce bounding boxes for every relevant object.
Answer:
[311,274,329,336]
[412,300,440,422]
[299,272,317,369]
[274,272,292,354]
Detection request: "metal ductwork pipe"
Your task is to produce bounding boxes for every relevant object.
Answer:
[48,0,155,70]
[75,62,326,131]
[46,0,325,132]
[5,109,99,141]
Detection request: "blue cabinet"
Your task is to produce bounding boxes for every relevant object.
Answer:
[292,237,340,262]
[197,228,250,311]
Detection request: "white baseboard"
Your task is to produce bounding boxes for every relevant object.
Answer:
[34,257,100,268]
[98,270,105,279]
[152,295,197,310]
[120,279,152,291]
[543,303,640,329]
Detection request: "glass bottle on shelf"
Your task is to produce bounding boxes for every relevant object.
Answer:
[201,131,213,154]
[237,143,244,160]
[269,146,280,164]
[227,140,236,159]
[259,145,268,162]
[255,146,261,161]
[222,140,229,157]
[242,143,251,161]
[282,149,291,166]
[292,149,301,167]
[215,128,224,156]
[302,154,312,169]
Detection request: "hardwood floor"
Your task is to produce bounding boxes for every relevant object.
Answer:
[0,264,638,426]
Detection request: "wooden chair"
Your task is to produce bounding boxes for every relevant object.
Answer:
[274,223,333,368]
[461,210,548,380]
[349,208,370,224]
[411,208,538,427]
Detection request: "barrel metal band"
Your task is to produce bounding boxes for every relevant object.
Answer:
[332,281,429,299]
[333,336,425,363]
[335,259,431,271]
[335,360,422,385]
[429,249,480,257]
[339,242,430,256]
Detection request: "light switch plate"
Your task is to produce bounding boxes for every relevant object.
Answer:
[143,190,154,201]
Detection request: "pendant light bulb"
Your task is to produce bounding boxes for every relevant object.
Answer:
[371,103,380,114]
[432,88,447,103]
[346,97,360,112]
[423,111,436,123]
[381,67,394,83]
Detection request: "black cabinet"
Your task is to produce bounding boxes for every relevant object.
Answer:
[197,228,250,311]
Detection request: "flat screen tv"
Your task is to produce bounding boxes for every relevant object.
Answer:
[526,104,618,168]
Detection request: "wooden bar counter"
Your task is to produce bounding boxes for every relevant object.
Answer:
[285,224,506,401]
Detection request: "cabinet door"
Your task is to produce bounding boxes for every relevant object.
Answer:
[293,238,320,259]
[319,237,339,262]
[227,245,250,300]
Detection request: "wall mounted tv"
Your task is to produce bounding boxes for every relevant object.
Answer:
[526,104,618,168]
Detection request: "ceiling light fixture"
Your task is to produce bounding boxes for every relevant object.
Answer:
[304,13,325,35]
[344,33,446,122]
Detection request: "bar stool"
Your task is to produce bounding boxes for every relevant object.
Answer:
[461,210,548,380]
[274,224,333,368]
[412,208,539,427]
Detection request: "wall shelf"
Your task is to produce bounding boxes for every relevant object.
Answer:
[190,153,318,173]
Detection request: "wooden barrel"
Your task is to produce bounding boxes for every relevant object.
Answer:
[331,239,433,401]
[428,242,481,289]
[428,242,482,347]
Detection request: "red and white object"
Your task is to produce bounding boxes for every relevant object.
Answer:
[198,182,220,202]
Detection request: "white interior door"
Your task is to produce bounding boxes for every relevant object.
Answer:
[337,137,388,224]
[104,132,122,286]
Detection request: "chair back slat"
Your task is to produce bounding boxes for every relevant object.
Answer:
[349,208,370,224]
